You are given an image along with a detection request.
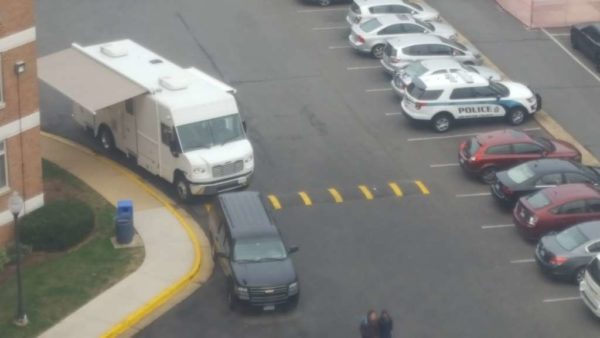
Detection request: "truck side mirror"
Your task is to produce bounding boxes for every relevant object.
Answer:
[287,246,299,254]
[169,141,180,157]
[242,121,247,132]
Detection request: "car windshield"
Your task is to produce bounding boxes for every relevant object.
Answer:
[532,136,555,152]
[415,18,433,31]
[176,114,243,152]
[360,18,382,32]
[233,238,287,262]
[405,1,422,10]
[489,82,509,97]
[527,191,551,209]
[465,137,480,157]
[507,162,535,184]
[556,226,589,251]
[588,257,600,284]
[442,37,466,51]
[402,62,428,79]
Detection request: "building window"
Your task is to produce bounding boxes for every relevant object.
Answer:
[0,141,6,189]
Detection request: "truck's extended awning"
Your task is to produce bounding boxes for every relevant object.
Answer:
[38,47,147,112]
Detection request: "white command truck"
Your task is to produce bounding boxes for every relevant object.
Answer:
[38,39,254,201]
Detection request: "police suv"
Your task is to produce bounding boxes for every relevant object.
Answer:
[400,71,541,132]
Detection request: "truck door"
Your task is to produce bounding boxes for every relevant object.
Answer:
[121,99,138,155]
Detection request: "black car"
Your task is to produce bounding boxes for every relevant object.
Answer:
[535,221,600,283]
[491,158,600,205]
[571,23,600,71]
[303,0,351,6]
[207,191,299,311]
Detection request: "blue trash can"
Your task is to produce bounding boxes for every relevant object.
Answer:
[115,199,134,244]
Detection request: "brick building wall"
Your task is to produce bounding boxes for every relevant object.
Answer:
[0,0,44,244]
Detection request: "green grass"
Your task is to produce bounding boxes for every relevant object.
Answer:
[0,160,144,338]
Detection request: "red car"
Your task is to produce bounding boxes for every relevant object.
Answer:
[513,183,600,240]
[459,129,581,183]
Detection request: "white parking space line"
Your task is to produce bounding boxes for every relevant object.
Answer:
[542,28,600,83]
[550,33,570,37]
[481,224,513,229]
[347,65,382,70]
[385,112,403,116]
[542,296,580,303]
[407,127,541,142]
[456,192,491,198]
[328,45,352,49]
[312,26,347,31]
[366,88,393,93]
[297,7,348,13]
[429,163,459,168]
[510,258,535,264]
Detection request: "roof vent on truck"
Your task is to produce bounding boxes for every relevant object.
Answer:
[159,75,189,91]
[100,43,128,58]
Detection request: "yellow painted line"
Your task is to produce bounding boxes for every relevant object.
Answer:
[298,191,313,206]
[267,194,282,210]
[388,182,403,197]
[41,132,203,338]
[358,185,374,200]
[414,180,430,195]
[327,188,344,203]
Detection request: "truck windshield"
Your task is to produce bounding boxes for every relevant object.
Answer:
[176,114,243,151]
[233,238,287,263]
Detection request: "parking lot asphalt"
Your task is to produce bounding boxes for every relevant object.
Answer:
[36,0,600,337]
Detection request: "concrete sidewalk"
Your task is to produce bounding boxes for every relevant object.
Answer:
[38,134,212,338]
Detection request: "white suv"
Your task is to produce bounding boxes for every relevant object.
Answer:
[580,254,600,318]
[400,71,541,132]
[346,0,439,25]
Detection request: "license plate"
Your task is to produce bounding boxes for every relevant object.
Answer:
[263,305,275,311]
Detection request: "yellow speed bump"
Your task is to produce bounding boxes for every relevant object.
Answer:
[267,194,282,210]
[327,188,344,203]
[298,191,313,206]
[358,185,374,200]
[415,180,430,195]
[388,182,403,197]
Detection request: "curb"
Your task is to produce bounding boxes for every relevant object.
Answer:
[41,132,204,338]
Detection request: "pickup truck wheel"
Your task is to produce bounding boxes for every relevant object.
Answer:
[98,127,115,152]
[507,107,526,125]
[175,174,192,202]
[431,113,452,133]
[371,44,385,59]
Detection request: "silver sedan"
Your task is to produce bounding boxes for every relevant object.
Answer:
[391,59,501,96]
[349,15,457,58]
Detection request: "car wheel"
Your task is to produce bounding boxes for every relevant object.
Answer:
[574,267,586,284]
[175,173,192,203]
[506,107,526,125]
[371,44,385,59]
[228,288,239,311]
[481,167,498,184]
[318,0,331,6]
[98,127,115,152]
[431,113,452,133]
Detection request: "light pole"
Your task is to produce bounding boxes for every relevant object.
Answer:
[9,191,27,326]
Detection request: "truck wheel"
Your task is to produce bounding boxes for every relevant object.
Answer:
[98,127,115,152]
[506,107,526,125]
[371,44,385,59]
[175,174,192,202]
[431,113,452,133]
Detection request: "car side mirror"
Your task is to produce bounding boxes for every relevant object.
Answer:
[287,246,299,254]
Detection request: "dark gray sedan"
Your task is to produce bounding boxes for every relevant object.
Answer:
[536,221,600,283]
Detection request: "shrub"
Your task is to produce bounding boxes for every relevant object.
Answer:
[0,247,8,273]
[20,200,95,252]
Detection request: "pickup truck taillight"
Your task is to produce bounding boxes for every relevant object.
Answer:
[415,101,427,109]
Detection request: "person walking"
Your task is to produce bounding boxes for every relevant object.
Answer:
[360,310,381,338]
[379,310,393,338]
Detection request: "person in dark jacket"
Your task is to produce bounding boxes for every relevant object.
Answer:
[360,310,380,338]
[379,310,393,338]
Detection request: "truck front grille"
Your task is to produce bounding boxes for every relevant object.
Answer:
[212,160,243,178]
[248,285,289,305]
